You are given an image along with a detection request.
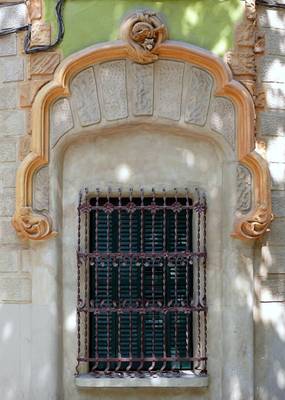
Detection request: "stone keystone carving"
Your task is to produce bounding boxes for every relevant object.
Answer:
[120,10,168,64]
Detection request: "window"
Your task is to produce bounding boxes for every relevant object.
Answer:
[76,189,207,377]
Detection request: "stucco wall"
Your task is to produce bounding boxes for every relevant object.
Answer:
[45,0,243,57]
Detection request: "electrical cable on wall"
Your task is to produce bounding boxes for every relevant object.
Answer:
[0,0,65,53]
[24,0,65,54]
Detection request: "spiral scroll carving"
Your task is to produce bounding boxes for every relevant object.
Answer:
[12,207,56,241]
[240,205,273,239]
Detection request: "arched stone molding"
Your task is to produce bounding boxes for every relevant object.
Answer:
[12,40,272,241]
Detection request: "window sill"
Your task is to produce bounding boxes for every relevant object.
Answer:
[75,372,208,388]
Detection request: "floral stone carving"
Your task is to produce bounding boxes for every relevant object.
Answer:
[120,10,168,64]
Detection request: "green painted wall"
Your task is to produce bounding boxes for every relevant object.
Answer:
[45,0,243,58]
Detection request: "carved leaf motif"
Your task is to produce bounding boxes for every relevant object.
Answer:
[237,165,252,212]
[185,68,213,126]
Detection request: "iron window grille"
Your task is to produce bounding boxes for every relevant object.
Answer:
[76,188,207,377]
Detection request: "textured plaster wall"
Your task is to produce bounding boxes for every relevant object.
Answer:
[45,0,243,57]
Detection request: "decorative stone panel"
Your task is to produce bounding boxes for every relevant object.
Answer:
[50,98,74,147]
[98,61,128,121]
[237,165,252,212]
[156,60,184,120]
[131,63,154,116]
[210,97,236,150]
[70,68,101,126]
[185,67,213,126]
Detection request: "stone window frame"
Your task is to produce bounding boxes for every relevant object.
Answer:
[12,40,272,242]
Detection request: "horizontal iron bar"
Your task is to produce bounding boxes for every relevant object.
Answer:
[78,204,206,212]
[78,356,207,363]
[77,251,206,259]
[78,305,207,313]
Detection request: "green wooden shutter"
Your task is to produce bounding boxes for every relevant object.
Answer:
[89,197,193,372]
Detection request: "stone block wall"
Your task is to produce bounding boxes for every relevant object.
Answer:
[255,4,285,400]
[0,32,31,304]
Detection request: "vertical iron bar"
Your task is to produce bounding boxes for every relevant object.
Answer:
[203,193,207,373]
[161,189,167,371]
[174,189,178,369]
[185,189,190,366]
[76,190,82,375]
[105,188,111,372]
[149,188,155,371]
[196,190,202,370]
[116,189,122,372]
[138,189,144,371]
[84,188,89,361]
[93,189,100,371]
[127,188,133,371]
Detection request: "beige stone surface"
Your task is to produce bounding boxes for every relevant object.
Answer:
[264,82,285,109]
[0,110,25,136]
[0,304,32,399]
[0,3,28,30]
[0,187,15,217]
[258,55,285,83]
[33,166,49,210]
[29,52,60,77]
[20,78,49,108]
[18,134,31,160]
[0,85,18,109]
[0,274,31,303]
[0,140,16,162]
[0,164,17,187]
[0,57,24,83]
[258,7,285,30]
[0,248,19,272]
[0,34,17,57]
[30,21,51,48]
[259,111,285,136]
[263,28,285,56]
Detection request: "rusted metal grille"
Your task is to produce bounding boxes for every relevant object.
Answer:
[76,188,207,377]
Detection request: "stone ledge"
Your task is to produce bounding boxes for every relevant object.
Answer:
[75,372,208,388]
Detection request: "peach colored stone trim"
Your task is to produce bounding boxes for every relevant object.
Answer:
[12,39,272,241]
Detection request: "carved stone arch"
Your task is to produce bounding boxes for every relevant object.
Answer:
[12,39,272,241]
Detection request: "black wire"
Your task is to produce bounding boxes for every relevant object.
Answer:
[0,25,28,37]
[24,0,65,54]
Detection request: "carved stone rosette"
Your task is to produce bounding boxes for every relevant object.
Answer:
[120,10,168,64]
[12,11,272,241]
